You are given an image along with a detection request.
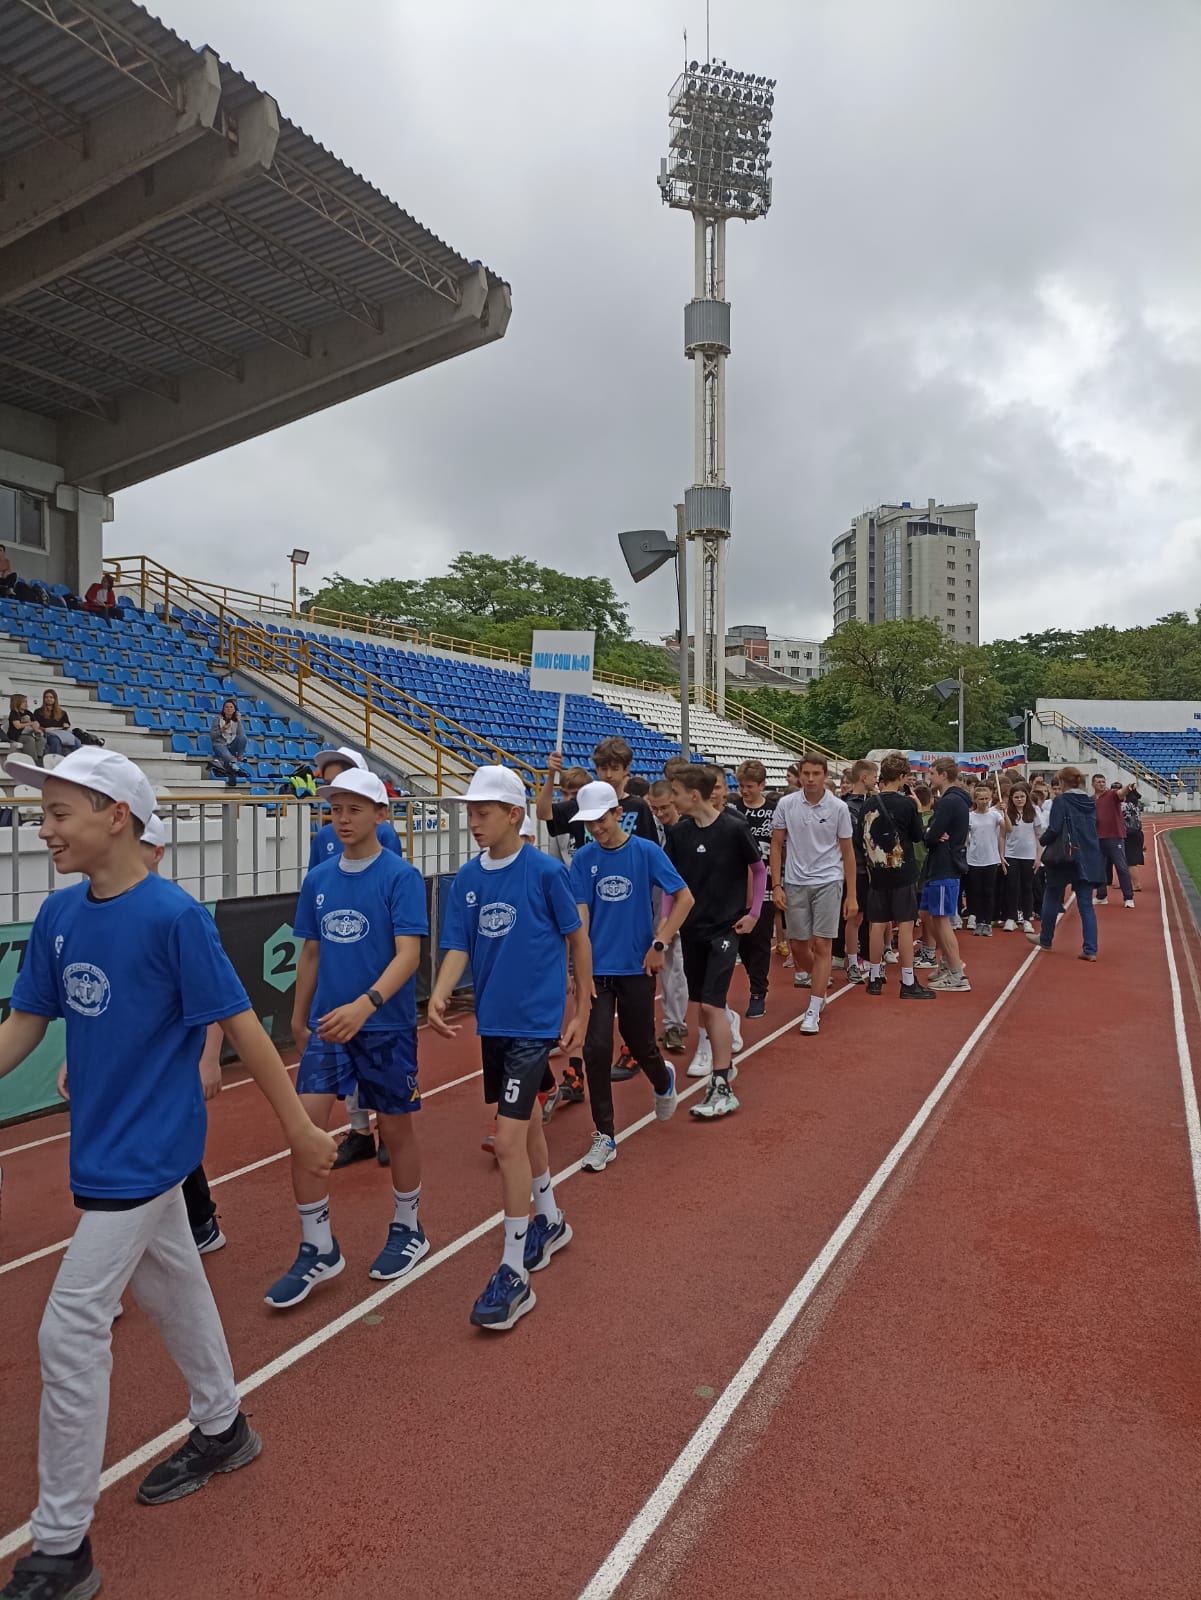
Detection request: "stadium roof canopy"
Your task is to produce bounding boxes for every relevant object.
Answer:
[0,0,511,493]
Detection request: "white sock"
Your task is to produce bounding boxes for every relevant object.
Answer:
[532,1169,559,1223]
[806,996,823,1018]
[901,967,915,986]
[392,1186,420,1230]
[501,1216,530,1278]
[870,962,883,980]
[726,1006,738,1029]
[698,1027,710,1046]
[298,1197,332,1254]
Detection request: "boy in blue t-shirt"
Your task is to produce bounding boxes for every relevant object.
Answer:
[0,749,335,1600]
[429,765,592,1332]
[567,782,694,1171]
[310,748,403,1173]
[267,768,430,1308]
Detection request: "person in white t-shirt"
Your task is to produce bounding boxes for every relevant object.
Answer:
[965,784,1006,936]
[1000,784,1038,931]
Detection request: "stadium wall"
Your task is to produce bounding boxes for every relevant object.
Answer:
[1036,698,1201,733]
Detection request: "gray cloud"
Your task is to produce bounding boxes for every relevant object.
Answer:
[118,0,1201,645]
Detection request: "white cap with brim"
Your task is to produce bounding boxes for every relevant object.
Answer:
[142,812,167,849]
[4,748,157,824]
[314,746,367,776]
[448,766,528,809]
[316,769,389,805]
[571,780,621,823]
[519,810,537,840]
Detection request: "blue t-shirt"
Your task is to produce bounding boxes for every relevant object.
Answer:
[441,846,581,1037]
[569,836,685,977]
[308,820,402,871]
[293,850,428,1032]
[12,875,250,1201]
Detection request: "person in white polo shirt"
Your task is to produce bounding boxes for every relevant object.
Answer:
[770,754,857,1036]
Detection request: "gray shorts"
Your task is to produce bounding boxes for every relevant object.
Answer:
[785,880,843,941]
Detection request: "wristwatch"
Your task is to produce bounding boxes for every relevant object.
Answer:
[651,940,666,953]
[365,988,383,1010]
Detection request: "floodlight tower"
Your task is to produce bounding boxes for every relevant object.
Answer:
[658,58,775,716]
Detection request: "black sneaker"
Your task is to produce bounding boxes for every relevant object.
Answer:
[560,1065,586,1104]
[899,981,936,1000]
[376,1137,389,1167]
[865,975,885,996]
[332,1130,376,1169]
[745,993,767,1019]
[136,1414,262,1506]
[610,1049,637,1083]
[1,1538,100,1599]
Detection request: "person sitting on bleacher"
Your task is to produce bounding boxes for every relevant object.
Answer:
[0,545,16,599]
[209,697,249,786]
[7,694,46,765]
[83,573,119,625]
[33,689,81,757]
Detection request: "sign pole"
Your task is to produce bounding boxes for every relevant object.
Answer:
[556,692,566,756]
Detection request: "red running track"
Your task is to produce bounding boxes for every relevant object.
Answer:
[1,823,1200,1598]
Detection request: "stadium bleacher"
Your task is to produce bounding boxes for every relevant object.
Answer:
[1088,727,1201,788]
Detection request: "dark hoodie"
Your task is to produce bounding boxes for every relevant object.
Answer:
[1040,788,1103,885]
[922,782,971,881]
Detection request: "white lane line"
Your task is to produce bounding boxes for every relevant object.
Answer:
[577,945,1041,1600]
[0,999,832,1562]
[0,1068,486,1278]
[1154,834,1201,1240]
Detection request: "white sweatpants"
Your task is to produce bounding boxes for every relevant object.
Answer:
[346,1088,371,1134]
[661,936,688,1031]
[31,1186,240,1555]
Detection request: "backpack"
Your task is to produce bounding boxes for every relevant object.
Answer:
[1123,799,1142,837]
[862,797,905,872]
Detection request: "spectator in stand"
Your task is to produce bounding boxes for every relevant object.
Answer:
[209,699,248,787]
[83,573,119,625]
[7,694,46,765]
[1091,773,1135,908]
[0,546,16,598]
[33,689,80,757]
[1029,766,1103,960]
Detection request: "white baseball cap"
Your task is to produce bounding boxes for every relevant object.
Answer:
[571,780,621,823]
[314,746,367,776]
[519,810,537,840]
[449,766,528,809]
[5,748,157,824]
[142,812,168,848]
[317,768,389,805]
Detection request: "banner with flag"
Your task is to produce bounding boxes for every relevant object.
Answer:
[904,745,1026,775]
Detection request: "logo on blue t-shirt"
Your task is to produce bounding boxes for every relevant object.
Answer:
[597,875,632,903]
[320,909,370,943]
[63,962,110,1017]
[479,902,517,938]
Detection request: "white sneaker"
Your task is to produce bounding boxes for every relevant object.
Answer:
[581,1131,617,1172]
[1124,900,1135,909]
[799,1009,821,1036]
[793,971,811,988]
[1002,919,1017,932]
[884,949,899,964]
[1020,920,1034,933]
[727,1007,743,1055]
[965,914,976,930]
[687,1036,713,1078]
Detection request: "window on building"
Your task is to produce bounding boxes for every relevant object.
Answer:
[787,649,799,659]
[0,484,47,552]
[947,608,956,617]
[947,577,955,587]
[947,561,956,571]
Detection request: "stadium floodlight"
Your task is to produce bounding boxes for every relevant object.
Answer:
[619,518,691,758]
[287,547,310,617]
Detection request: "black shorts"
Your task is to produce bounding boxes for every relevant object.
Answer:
[480,1037,556,1121]
[865,882,919,926]
[680,930,740,1008]
[1125,832,1145,866]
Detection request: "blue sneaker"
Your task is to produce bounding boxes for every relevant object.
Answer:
[263,1240,345,1309]
[368,1223,430,1281]
[470,1264,535,1330]
[654,1062,678,1121]
[523,1212,573,1273]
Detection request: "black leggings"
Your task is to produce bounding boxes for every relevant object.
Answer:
[1003,858,1036,922]
[181,1164,215,1231]
[737,903,775,997]
[965,863,1000,925]
[583,974,671,1137]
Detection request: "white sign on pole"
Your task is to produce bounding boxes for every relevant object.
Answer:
[530,630,595,755]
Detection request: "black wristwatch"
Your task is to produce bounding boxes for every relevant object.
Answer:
[365,988,384,1010]
[652,940,666,953]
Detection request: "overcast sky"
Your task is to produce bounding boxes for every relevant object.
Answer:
[116,0,1201,647]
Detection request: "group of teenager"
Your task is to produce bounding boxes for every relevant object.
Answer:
[0,725,1141,1599]
[6,690,90,766]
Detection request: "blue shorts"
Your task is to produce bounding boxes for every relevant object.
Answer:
[297,1031,420,1115]
[920,878,962,919]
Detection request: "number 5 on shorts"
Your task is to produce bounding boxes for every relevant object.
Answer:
[503,1078,520,1105]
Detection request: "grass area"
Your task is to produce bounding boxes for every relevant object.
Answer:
[1170,827,1201,895]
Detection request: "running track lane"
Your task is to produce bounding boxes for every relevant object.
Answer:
[0,945,1036,1593]
[589,826,1201,1599]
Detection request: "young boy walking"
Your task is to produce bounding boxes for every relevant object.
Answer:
[429,766,592,1331]
[267,768,430,1307]
[920,757,972,991]
[567,782,693,1170]
[729,760,777,1019]
[859,753,936,1001]
[0,749,334,1600]
[648,779,689,1052]
[666,765,765,1120]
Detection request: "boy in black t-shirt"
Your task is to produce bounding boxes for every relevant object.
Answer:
[666,766,765,1121]
[861,751,935,1001]
[730,760,776,1018]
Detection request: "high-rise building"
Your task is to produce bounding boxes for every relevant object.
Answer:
[830,499,979,644]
